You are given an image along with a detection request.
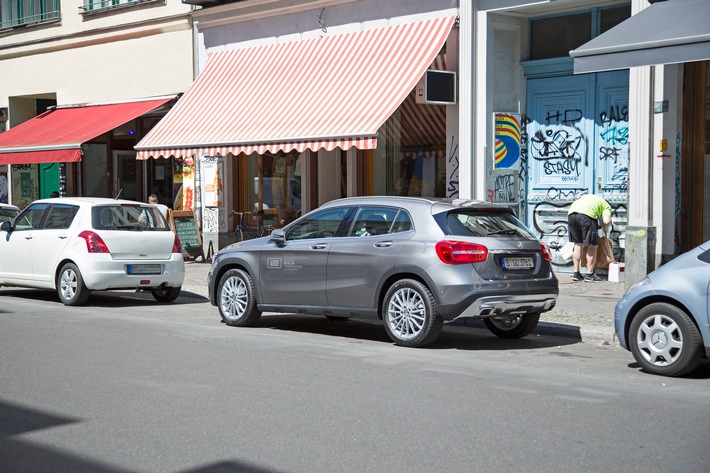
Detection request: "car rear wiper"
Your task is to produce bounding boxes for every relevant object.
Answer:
[488,229,518,235]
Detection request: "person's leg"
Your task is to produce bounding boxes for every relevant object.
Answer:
[572,243,583,273]
[568,213,584,280]
[586,244,598,271]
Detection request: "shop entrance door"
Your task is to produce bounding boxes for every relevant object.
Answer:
[113,151,141,201]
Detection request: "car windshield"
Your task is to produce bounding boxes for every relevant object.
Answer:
[92,204,169,231]
[444,210,534,238]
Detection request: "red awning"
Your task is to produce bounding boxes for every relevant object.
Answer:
[0,98,172,164]
[135,15,455,159]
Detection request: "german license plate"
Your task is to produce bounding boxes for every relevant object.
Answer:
[127,264,162,275]
[501,257,534,270]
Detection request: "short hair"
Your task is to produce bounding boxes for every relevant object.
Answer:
[50,191,60,198]
[148,194,159,203]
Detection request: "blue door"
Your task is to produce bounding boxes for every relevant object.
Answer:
[525,71,628,270]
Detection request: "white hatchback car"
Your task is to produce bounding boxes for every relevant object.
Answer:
[0,197,185,305]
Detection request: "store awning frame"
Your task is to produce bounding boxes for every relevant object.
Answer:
[570,0,710,74]
[135,14,456,160]
[0,96,174,165]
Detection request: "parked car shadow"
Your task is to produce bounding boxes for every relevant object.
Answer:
[248,314,578,351]
[0,288,208,307]
[626,360,710,379]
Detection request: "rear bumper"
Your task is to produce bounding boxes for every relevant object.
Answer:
[78,255,185,290]
[436,278,559,321]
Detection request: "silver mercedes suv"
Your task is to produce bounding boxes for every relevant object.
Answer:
[208,196,558,347]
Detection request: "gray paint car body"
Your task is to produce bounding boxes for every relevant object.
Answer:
[208,196,559,346]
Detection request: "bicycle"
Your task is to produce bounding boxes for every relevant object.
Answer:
[230,210,274,242]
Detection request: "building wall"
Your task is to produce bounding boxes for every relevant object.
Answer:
[0,0,194,111]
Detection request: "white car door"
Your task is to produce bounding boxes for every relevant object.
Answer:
[31,203,81,284]
[0,203,50,283]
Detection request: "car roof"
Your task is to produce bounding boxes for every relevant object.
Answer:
[30,197,150,206]
[318,196,515,213]
[0,203,20,210]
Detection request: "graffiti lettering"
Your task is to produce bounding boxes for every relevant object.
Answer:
[447,135,459,198]
[494,173,516,202]
[545,109,583,125]
[530,128,584,161]
[599,105,629,125]
[599,126,629,145]
[599,146,621,163]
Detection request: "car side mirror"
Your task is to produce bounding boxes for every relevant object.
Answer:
[270,229,286,246]
[0,220,13,233]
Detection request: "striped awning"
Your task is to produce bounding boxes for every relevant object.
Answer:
[135,15,455,160]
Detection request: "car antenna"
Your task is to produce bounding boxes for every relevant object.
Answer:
[114,188,123,200]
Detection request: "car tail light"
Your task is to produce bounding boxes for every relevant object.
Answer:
[78,231,110,253]
[540,243,553,262]
[172,233,183,254]
[435,240,488,264]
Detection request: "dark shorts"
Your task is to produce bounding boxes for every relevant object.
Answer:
[568,213,599,246]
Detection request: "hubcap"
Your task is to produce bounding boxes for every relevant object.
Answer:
[60,269,77,300]
[637,314,683,366]
[220,276,248,320]
[489,315,522,331]
[387,287,426,341]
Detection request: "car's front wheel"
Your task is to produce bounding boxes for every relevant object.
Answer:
[629,303,703,377]
[217,269,261,326]
[151,286,181,303]
[383,279,443,348]
[57,263,90,306]
[484,313,540,339]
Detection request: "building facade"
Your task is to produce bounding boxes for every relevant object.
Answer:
[0,0,194,208]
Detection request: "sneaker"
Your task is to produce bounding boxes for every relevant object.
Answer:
[571,272,584,281]
[584,273,603,282]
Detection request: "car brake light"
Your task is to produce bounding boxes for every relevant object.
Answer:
[172,233,183,254]
[78,230,110,253]
[435,240,488,264]
[540,243,553,262]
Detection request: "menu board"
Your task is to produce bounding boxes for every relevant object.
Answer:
[169,210,203,259]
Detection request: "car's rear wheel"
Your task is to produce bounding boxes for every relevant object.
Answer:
[383,279,442,347]
[217,269,261,326]
[629,303,703,377]
[484,313,540,339]
[57,263,90,306]
[151,286,181,303]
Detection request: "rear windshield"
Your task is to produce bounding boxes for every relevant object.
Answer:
[0,208,18,222]
[92,205,169,231]
[443,210,535,238]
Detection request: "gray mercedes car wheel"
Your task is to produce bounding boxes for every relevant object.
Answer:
[218,269,261,326]
[484,313,539,339]
[629,302,702,377]
[383,279,442,348]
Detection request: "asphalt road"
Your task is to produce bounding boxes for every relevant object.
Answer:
[1,287,709,473]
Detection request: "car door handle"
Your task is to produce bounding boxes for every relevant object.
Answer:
[374,241,393,248]
[58,235,68,239]
[24,235,33,240]
[310,244,328,250]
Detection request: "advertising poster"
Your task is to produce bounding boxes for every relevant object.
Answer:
[202,159,223,207]
[493,112,522,169]
[173,156,195,211]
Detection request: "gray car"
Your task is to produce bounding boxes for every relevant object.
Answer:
[614,241,710,376]
[208,196,558,347]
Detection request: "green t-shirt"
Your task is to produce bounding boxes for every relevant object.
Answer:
[568,194,612,219]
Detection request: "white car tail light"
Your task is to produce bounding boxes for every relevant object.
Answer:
[78,231,110,253]
[172,233,183,254]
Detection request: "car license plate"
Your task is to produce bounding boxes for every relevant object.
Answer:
[127,264,162,275]
[501,257,534,270]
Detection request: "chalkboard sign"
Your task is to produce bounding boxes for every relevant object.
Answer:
[169,210,204,260]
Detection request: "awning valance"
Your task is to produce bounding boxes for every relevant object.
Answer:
[570,0,710,74]
[135,15,456,159]
[0,98,172,165]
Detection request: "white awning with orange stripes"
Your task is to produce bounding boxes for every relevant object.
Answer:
[135,15,455,160]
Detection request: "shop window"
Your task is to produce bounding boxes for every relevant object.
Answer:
[600,5,631,34]
[0,0,60,30]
